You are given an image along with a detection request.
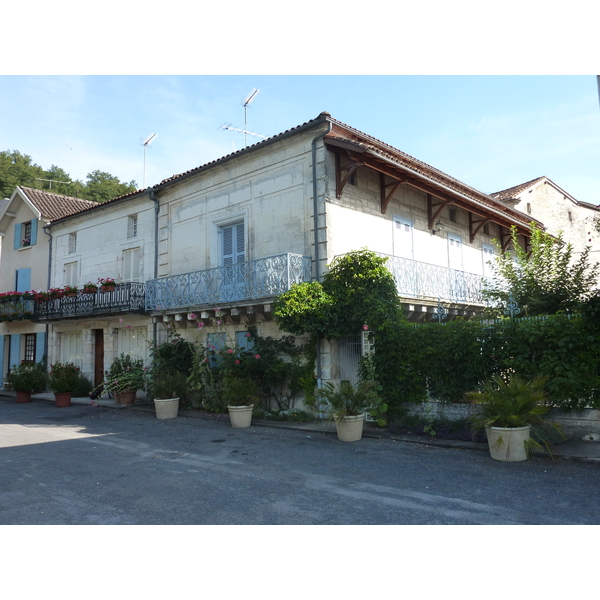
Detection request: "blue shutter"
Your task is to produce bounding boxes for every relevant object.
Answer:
[9,334,21,369]
[35,332,46,363]
[14,223,22,250]
[16,268,31,293]
[0,335,4,385]
[30,218,38,246]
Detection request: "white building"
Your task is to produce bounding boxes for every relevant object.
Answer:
[1,113,540,391]
[0,187,95,383]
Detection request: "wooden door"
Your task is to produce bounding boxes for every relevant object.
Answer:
[94,329,104,386]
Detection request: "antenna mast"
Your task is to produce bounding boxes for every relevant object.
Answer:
[142,133,158,188]
[243,88,260,147]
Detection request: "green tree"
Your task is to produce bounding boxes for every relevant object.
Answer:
[483,224,599,316]
[83,170,137,203]
[0,150,45,197]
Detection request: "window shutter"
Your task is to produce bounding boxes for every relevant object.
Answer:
[0,335,4,385]
[124,248,140,282]
[35,332,45,363]
[235,223,245,263]
[30,219,38,246]
[14,223,22,250]
[9,334,21,369]
[16,268,31,292]
[222,226,234,265]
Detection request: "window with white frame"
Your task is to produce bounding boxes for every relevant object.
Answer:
[128,215,138,239]
[123,247,141,282]
[60,332,82,369]
[64,262,78,286]
[392,215,414,259]
[68,233,77,254]
[117,327,148,361]
[448,234,463,271]
[482,243,496,278]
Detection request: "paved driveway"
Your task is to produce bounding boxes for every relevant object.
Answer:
[1,397,600,525]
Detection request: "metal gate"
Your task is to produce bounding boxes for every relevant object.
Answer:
[338,334,362,385]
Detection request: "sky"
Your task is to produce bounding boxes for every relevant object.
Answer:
[1,75,599,204]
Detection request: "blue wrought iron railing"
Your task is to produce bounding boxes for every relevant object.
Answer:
[334,252,490,305]
[145,253,312,312]
[34,283,146,321]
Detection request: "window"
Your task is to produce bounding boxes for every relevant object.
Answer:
[448,234,463,270]
[483,223,490,235]
[449,208,457,223]
[568,211,573,222]
[24,334,36,363]
[482,243,496,278]
[128,215,138,239]
[64,262,78,287]
[60,332,82,369]
[14,219,37,249]
[236,331,255,352]
[207,332,226,367]
[117,327,148,361]
[123,248,141,282]
[392,216,414,259]
[220,222,245,265]
[527,203,532,214]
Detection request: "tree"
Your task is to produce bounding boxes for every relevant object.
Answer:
[0,150,138,203]
[483,224,599,316]
[83,170,137,203]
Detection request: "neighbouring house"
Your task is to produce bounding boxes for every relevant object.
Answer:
[491,176,600,280]
[0,112,544,394]
[0,187,95,384]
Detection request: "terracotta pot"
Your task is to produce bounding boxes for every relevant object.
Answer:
[16,390,32,403]
[54,392,72,407]
[65,293,77,298]
[100,286,115,293]
[227,405,253,428]
[119,390,136,405]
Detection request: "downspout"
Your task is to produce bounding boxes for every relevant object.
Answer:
[148,190,160,348]
[311,115,333,393]
[42,224,52,366]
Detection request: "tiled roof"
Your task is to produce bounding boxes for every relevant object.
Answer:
[490,177,546,201]
[20,187,97,221]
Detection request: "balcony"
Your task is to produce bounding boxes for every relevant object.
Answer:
[145,253,312,313]
[379,253,489,305]
[34,283,146,321]
[0,297,36,323]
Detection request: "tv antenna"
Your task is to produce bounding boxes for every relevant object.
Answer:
[243,88,260,147]
[142,133,158,187]
[219,123,268,143]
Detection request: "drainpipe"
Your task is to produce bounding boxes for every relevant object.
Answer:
[148,190,160,348]
[42,224,52,366]
[311,115,333,394]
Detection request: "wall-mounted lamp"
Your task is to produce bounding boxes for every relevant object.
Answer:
[432,219,444,235]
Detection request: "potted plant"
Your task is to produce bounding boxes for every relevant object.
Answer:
[5,361,47,403]
[48,362,81,407]
[315,379,386,442]
[98,278,116,293]
[103,354,146,405]
[465,374,564,461]
[150,370,188,419]
[63,285,79,297]
[34,291,49,303]
[222,374,260,428]
[82,282,98,294]
[48,287,64,300]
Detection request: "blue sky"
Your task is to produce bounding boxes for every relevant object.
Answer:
[1,75,598,203]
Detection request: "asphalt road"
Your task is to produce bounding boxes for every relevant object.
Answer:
[1,397,600,525]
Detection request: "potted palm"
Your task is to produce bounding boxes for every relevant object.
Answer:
[48,362,81,407]
[5,361,47,403]
[316,379,387,442]
[222,374,260,428]
[150,370,188,419]
[466,374,564,461]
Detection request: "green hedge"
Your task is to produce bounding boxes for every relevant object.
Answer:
[374,314,600,419]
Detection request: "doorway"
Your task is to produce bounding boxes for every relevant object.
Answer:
[93,329,104,386]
